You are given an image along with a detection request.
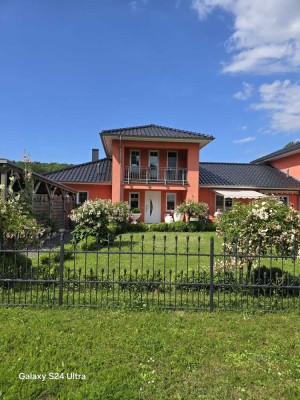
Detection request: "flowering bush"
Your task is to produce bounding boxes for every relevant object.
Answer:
[0,181,43,247]
[216,197,300,271]
[70,199,129,242]
[175,200,208,220]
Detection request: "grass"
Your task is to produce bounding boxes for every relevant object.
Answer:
[28,231,300,281]
[0,307,300,400]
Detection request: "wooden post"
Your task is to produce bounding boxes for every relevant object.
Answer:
[0,169,8,199]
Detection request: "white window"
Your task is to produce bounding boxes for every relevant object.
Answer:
[77,191,88,204]
[215,195,233,211]
[166,193,176,211]
[275,196,289,206]
[129,192,140,210]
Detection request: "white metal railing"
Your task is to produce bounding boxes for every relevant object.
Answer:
[124,167,187,184]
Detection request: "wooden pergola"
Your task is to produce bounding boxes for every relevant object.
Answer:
[0,159,77,229]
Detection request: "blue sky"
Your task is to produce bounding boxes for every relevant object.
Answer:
[1,0,300,164]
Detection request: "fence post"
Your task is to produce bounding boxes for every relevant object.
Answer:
[209,236,214,312]
[58,233,64,306]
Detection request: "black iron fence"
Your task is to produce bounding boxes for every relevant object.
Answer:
[0,233,300,312]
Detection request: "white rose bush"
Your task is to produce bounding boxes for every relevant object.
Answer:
[215,197,300,275]
[70,199,129,243]
[0,178,43,248]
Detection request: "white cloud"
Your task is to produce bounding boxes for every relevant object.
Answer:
[129,1,138,11]
[233,136,256,144]
[252,80,300,132]
[129,0,147,11]
[233,82,254,100]
[191,0,300,73]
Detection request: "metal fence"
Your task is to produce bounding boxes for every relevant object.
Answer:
[0,233,300,312]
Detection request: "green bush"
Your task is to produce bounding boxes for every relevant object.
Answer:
[147,221,216,233]
[168,221,187,232]
[186,221,216,232]
[0,253,33,280]
[148,223,169,232]
[115,222,149,234]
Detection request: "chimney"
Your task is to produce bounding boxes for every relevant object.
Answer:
[92,148,99,162]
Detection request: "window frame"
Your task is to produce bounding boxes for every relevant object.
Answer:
[166,193,176,212]
[76,191,89,204]
[274,195,289,206]
[130,150,140,168]
[215,195,233,212]
[129,192,140,210]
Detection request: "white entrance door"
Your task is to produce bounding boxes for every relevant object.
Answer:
[145,191,161,223]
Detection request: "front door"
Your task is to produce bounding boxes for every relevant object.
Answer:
[145,191,161,223]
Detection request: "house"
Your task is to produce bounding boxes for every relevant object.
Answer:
[45,125,300,222]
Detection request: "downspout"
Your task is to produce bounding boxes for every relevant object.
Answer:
[119,135,122,201]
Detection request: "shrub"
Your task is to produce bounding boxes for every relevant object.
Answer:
[175,200,208,219]
[217,197,300,270]
[148,223,169,232]
[0,176,43,247]
[70,199,129,243]
[168,221,187,232]
[186,221,216,232]
[0,253,33,280]
[148,221,216,233]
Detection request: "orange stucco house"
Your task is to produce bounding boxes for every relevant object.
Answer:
[45,125,300,222]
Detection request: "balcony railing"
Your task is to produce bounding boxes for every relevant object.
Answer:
[124,167,188,184]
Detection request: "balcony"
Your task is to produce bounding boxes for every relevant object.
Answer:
[124,167,188,185]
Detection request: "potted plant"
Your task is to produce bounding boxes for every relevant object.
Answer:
[130,208,141,224]
[175,200,208,222]
[173,211,184,222]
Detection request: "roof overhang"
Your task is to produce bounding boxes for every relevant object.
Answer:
[0,159,77,195]
[252,148,300,164]
[100,134,213,157]
[214,189,267,199]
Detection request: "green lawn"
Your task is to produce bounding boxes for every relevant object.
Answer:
[38,231,299,275]
[0,307,299,400]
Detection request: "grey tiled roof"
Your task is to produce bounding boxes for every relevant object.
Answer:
[251,142,300,164]
[44,159,112,183]
[101,124,214,140]
[200,162,300,189]
[44,159,300,189]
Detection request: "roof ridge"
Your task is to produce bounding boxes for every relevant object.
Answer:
[200,161,267,166]
[44,158,111,176]
[101,124,213,138]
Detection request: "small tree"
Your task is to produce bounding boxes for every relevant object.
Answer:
[70,199,129,243]
[216,197,300,273]
[176,200,208,220]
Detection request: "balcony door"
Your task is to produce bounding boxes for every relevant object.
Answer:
[130,150,140,179]
[149,151,159,180]
[167,151,177,181]
[145,191,161,223]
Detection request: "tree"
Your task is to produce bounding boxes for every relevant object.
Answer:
[216,197,300,273]
[284,140,300,148]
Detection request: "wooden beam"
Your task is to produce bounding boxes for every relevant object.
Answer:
[0,171,7,199]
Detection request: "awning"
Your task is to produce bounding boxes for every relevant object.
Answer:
[214,190,267,199]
